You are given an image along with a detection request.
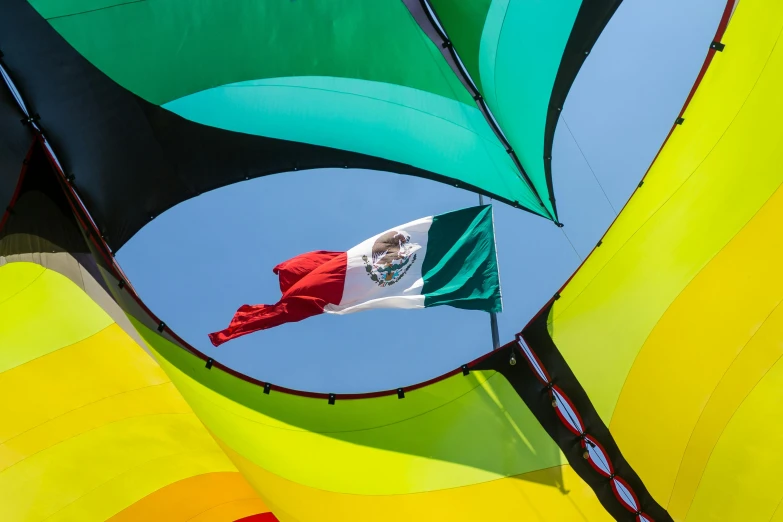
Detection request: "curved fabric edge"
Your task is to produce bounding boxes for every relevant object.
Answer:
[548,0,739,328]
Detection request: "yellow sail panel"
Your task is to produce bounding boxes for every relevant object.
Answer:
[0,262,273,522]
[536,0,783,519]
[220,440,611,522]
[105,473,269,522]
[550,0,783,425]
[136,317,562,494]
[127,307,612,521]
[611,181,783,516]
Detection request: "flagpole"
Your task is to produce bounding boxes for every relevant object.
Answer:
[478,194,501,349]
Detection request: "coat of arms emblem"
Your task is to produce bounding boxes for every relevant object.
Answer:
[362,230,417,287]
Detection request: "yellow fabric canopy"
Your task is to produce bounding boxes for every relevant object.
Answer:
[0,262,274,522]
[4,1,781,521]
[536,1,783,519]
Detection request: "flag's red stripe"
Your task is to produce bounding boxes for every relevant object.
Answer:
[209,252,347,346]
[274,250,344,293]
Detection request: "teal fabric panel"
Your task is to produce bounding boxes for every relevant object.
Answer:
[164,77,545,214]
[479,0,582,219]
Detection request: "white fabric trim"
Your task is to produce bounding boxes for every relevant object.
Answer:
[587,440,612,476]
[518,340,548,382]
[553,389,583,434]
[613,478,638,511]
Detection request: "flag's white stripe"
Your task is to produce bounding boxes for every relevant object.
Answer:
[336,216,433,311]
[324,295,425,314]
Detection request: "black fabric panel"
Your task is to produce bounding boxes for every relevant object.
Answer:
[474,307,672,522]
[0,0,470,251]
[402,0,475,95]
[544,0,623,216]
[0,142,88,256]
[0,64,34,211]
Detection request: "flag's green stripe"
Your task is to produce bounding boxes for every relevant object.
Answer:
[421,206,501,313]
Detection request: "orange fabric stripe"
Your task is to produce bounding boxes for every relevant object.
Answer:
[107,472,272,522]
[191,498,276,522]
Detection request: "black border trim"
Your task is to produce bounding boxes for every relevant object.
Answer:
[544,0,624,217]
[485,304,673,522]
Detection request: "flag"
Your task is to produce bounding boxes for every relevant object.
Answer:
[208,205,501,346]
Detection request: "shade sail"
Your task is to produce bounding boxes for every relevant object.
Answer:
[426,0,622,217]
[523,1,783,519]
[1,0,626,249]
[0,262,278,522]
[0,253,611,521]
[0,141,277,522]
[7,0,779,520]
[0,0,608,250]
[0,264,278,522]
[136,321,614,521]
[0,139,659,521]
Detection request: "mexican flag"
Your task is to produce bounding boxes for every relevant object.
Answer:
[208,205,501,346]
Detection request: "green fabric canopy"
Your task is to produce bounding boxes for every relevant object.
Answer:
[27,0,620,223]
[4,0,622,248]
[429,0,622,217]
[30,0,544,215]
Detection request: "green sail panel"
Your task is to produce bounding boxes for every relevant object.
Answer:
[482,0,580,218]
[26,0,549,218]
[30,0,473,106]
[163,77,544,213]
[428,0,623,218]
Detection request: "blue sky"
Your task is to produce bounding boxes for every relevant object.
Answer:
[117,0,727,393]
